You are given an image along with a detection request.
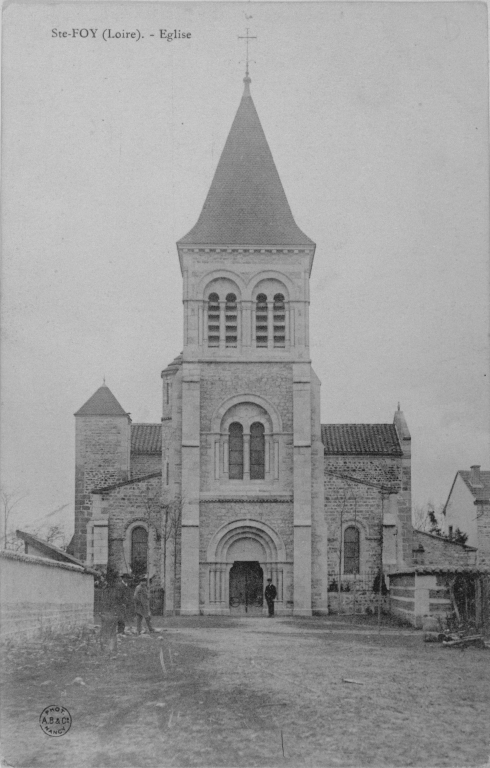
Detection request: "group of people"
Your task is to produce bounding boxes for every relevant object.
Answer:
[112,574,278,629]
[114,575,155,635]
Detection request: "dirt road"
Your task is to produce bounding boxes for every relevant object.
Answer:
[1,615,489,767]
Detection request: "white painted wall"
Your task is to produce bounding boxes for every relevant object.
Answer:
[0,551,94,644]
[444,475,478,548]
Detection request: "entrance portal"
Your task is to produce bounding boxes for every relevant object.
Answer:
[229,561,264,615]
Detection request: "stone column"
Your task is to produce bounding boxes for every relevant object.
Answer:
[242,300,252,348]
[223,436,229,479]
[202,300,207,346]
[243,432,250,481]
[267,300,274,349]
[219,300,226,350]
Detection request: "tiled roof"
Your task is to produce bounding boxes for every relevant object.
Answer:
[321,424,402,456]
[161,353,183,377]
[459,470,490,503]
[392,566,490,576]
[178,80,314,247]
[74,385,128,417]
[131,424,162,455]
[412,529,476,551]
[15,529,97,572]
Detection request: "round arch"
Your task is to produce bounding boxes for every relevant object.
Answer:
[211,393,282,434]
[207,519,287,563]
[199,270,246,299]
[249,271,295,301]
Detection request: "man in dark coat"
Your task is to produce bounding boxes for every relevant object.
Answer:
[265,577,277,617]
[133,577,154,634]
[115,574,132,634]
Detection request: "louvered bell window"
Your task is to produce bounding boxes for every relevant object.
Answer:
[208,293,220,347]
[225,293,238,347]
[250,422,265,480]
[255,294,268,347]
[273,293,286,347]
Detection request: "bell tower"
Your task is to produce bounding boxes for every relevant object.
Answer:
[174,72,323,616]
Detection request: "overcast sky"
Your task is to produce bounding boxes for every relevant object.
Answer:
[1,2,488,536]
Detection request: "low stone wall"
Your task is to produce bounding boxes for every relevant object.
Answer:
[412,530,476,567]
[0,551,94,644]
[327,591,389,615]
[389,571,452,628]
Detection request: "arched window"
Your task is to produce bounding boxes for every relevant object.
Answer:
[343,527,360,574]
[273,294,286,348]
[225,293,238,347]
[256,294,268,347]
[228,422,244,479]
[208,293,220,347]
[250,422,265,480]
[131,526,148,576]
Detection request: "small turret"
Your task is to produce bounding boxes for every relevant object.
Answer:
[73,384,131,561]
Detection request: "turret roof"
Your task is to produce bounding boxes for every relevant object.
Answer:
[178,78,314,248]
[74,385,128,417]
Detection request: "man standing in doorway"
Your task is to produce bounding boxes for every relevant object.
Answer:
[265,577,277,618]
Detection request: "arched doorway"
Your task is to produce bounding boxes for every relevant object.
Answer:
[229,561,263,615]
[205,519,288,616]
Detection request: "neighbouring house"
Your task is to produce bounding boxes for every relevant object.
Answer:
[443,466,490,567]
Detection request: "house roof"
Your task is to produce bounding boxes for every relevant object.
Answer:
[392,566,490,576]
[321,424,403,456]
[412,529,477,551]
[178,78,314,248]
[74,385,128,417]
[131,424,162,455]
[459,470,490,503]
[15,529,98,574]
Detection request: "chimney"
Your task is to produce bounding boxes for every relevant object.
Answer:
[470,465,482,487]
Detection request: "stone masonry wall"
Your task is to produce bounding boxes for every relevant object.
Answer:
[74,416,130,562]
[101,476,162,583]
[199,362,293,433]
[130,454,161,478]
[412,530,477,567]
[324,454,401,584]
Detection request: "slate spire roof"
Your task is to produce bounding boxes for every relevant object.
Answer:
[74,384,128,417]
[178,76,314,248]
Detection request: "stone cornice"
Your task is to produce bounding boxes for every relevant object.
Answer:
[180,246,313,255]
[200,496,293,504]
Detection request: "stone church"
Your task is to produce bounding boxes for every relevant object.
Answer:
[72,73,413,616]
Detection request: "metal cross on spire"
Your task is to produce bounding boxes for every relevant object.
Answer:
[238,28,257,78]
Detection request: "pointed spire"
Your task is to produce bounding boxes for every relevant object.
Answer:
[178,78,314,248]
[75,384,128,417]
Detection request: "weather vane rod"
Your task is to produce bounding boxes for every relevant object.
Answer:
[238,28,257,78]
